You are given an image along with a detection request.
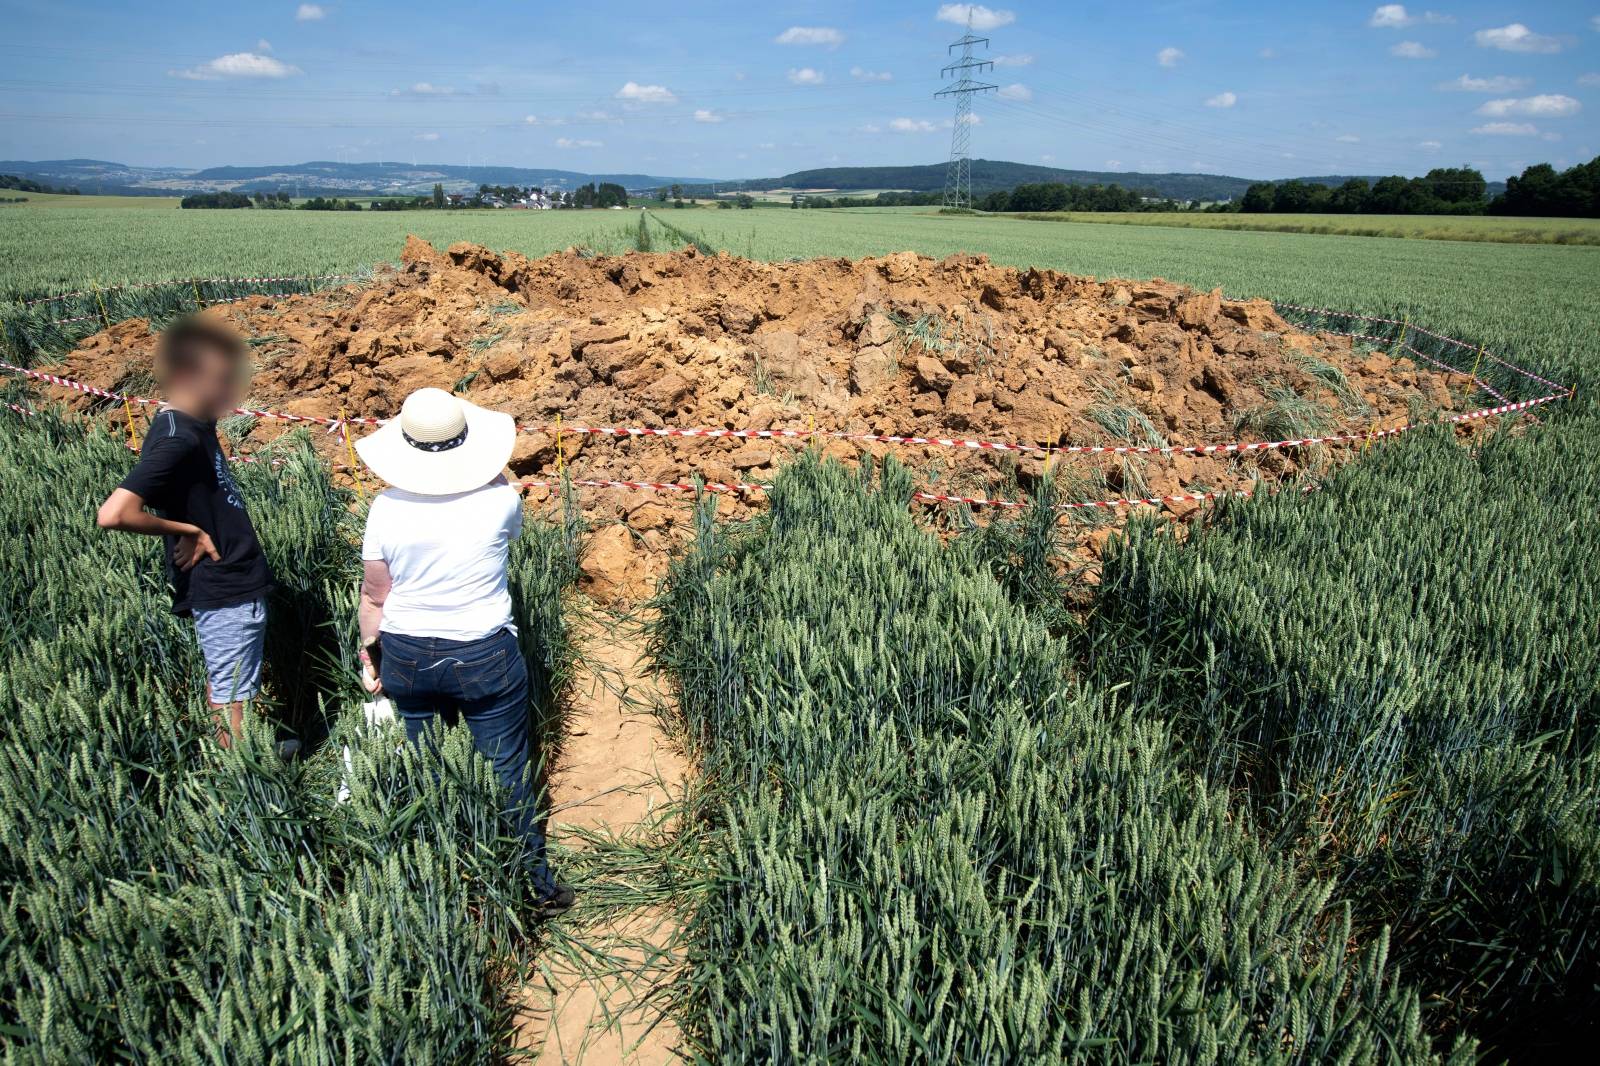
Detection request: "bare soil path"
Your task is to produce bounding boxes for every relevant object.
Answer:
[515,618,690,1065]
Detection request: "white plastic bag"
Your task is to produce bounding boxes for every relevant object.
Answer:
[337,698,398,804]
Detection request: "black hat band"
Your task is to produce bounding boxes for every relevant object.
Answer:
[402,425,469,452]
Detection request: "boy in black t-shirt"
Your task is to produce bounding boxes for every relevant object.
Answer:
[96,317,273,748]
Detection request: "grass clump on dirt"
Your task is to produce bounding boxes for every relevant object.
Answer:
[650,452,1469,1064]
[0,407,580,1061]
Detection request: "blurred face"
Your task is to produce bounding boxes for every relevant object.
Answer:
[168,345,250,419]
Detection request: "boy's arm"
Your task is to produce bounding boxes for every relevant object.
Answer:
[96,488,220,571]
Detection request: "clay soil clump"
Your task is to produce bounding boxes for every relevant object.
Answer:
[56,238,1464,596]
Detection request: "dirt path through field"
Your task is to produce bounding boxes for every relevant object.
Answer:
[516,618,689,1065]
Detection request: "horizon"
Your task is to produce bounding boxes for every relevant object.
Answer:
[1,3,1597,182]
[5,155,1510,189]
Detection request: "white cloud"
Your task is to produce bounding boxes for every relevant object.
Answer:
[1438,74,1531,92]
[1336,134,1362,143]
[889,117,938,133]
[614,81,676,104]
[936,5,1015,31]
[1205,91,1237,108]
[858,123,883,134]
[774,26,843,47]
[555,137,603,149]
[693,108,723,123]
[1390,41,1436,58]
[1477,94,1581,118]
[1369,6,1453,28]
[1040,153,1054,162]
[1105,159,1124,168]
[1472,121,1539,135]
[1593,15,1600,31]
[575,109,614,123]
[851,66,893,82]
[257,39,273,52]
[787,67,825,85]
[992,53,1033,66]
[1475,24,1566,53]
[955,112,982,126]
[1259,47,1278,59]
[407,82,456,95]
[1369,5,1410,28]
[171,52,301,80]
[1418,139,1444,149]
[413,132,439,141]
[1579,73,1600,88]
[757,142,776,149]
[1157,46,1184,68]
[997,82,1031,100]
[295,4,325,21]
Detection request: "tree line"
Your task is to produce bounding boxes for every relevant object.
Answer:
[0,174,81,195]
[792,190,944,208]
[181,192,362,210]
[981,182,1152,212]
[1238,156,1599,218]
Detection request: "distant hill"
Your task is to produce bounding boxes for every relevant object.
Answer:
[2,157,1506,204]
[0,159,193,196]
[0,159,721,197]
[184,161,720,195]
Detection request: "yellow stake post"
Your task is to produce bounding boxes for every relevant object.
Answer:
[1466,344,1485,396]
[340,405,364,495]
[1389,312,1409,360]
[193,278,206,310]
[554,415,564,477]
[123,397,141,450]
[91,281,111,331]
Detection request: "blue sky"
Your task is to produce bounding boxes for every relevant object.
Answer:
[1,2,1596,180]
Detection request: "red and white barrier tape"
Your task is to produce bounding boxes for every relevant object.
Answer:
[39,290,349,329]
[18,273,357,309]
[0,359,1565,462]
[0,402,1260,515]
[1274,302,1571,395]
[1338,330,1511,405]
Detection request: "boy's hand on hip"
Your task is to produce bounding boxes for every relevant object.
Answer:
[176,531,220,571]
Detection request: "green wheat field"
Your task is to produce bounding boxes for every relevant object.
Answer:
[1,202,1596,1062]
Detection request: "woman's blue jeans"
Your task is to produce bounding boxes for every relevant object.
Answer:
[379,627,555,897]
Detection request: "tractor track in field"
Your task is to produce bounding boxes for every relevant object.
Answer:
[515,618,689,1065]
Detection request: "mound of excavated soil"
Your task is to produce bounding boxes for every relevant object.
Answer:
[56,237,1461,598]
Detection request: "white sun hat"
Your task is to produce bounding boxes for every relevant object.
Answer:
[355,388,517,496]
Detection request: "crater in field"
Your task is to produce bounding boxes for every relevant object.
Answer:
[56,237,1465,596]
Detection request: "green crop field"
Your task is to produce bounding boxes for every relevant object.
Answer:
[2,199,1597,1061]
[1004,209,1600,246]
[0,193,184,210]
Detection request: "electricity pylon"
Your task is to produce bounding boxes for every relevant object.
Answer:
[937,14,997,210]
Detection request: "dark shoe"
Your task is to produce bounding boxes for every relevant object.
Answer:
[534,885,576,919]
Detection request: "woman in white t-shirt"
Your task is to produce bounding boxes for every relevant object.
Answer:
[354,388,572,918]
